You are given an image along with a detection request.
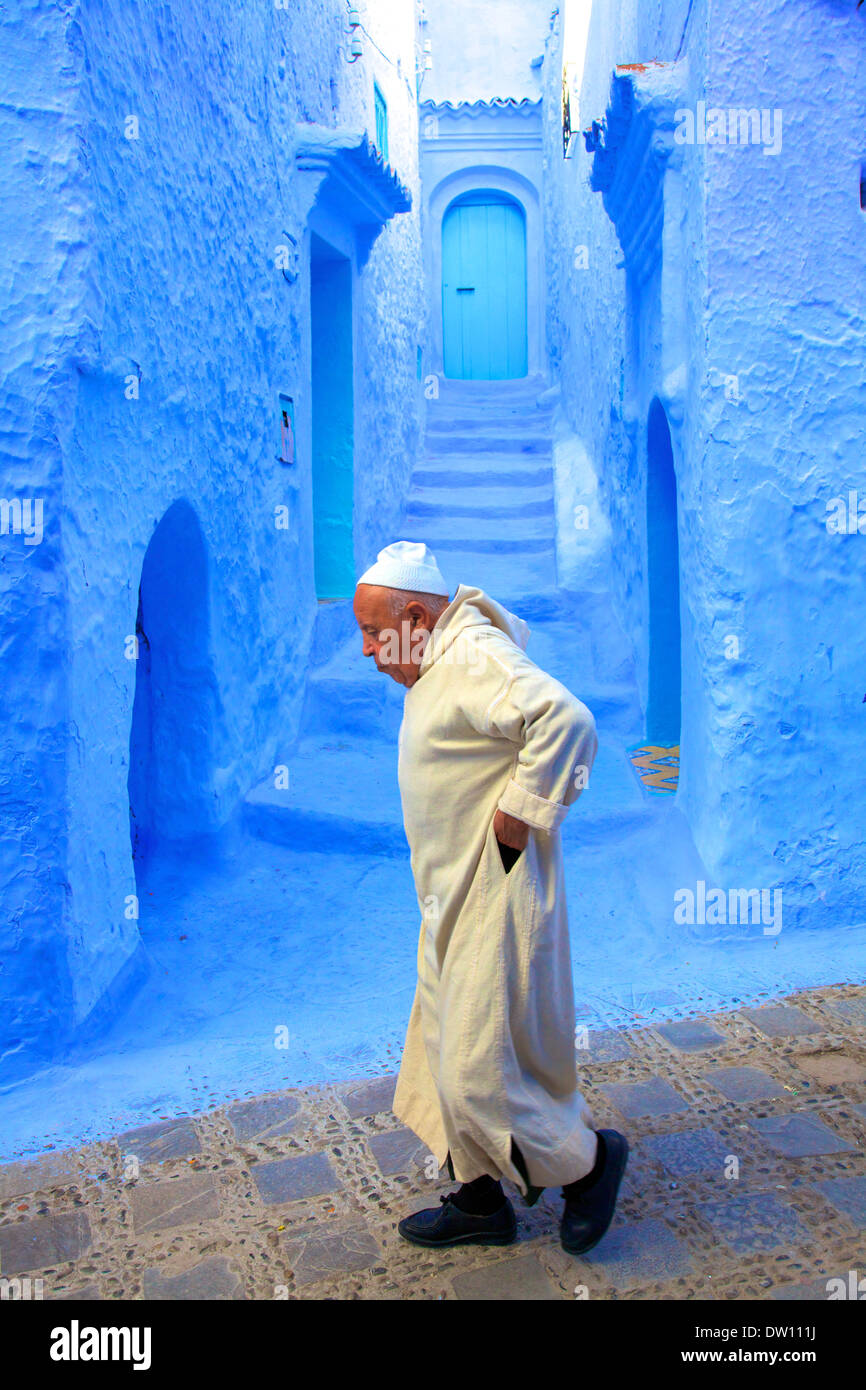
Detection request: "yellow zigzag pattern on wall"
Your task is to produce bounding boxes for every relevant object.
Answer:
[629,745,680,793]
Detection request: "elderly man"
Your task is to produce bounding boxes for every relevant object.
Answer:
[353,540,628,1253]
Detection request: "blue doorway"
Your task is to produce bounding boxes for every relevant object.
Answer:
[442,190,527,380]
[311,233,354,599]
[645,399,682,745]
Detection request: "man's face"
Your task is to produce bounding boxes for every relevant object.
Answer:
[353,585,436,687]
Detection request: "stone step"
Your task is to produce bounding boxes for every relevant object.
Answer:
[432,375,548,401]
[243,737,652,858]
[402,512,553,544]
[427,547,558,601]
[243,744,409,858]
[424,432,552,455]
[298,639,405,743]
[405,484,553,518]
[413,460,554,488]
[426,409,554,431]
[402,528,554,555]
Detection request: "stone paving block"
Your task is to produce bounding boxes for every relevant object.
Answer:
[740,1005,821,1037]
[638,1127,732,1178]
[227,1094,301,1143]
[280,1223,380,1287]
[749,1114,855,1158]
[341,1074,398,1119]
[142,1256,244,1300]
[582,1217,693,1287]
[797,1054,866,1088]
[452,1253,559,1300]
[0,1153,81,1200]
[813,1175,866,1229]
[576,1028,634,1063]
[47,1284,102,1301]
[655,1019,727,1052]
[0,1210,92,1276]
[701,1192,812,1254]
[368,1126,427,1177]
[600,1077,689,1118]
[827,997,866,1029]
[771,1276,844,1301]
[116,1118,201,1164]
[703,1065,786,1102]
[251,1152,340,1205]
[854,1102,866,1121]
[130,1173,220,1236]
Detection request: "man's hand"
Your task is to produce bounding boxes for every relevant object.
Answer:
[493,808,530,850]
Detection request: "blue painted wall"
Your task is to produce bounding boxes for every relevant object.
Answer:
[542,0,866,927]
[0,0,423,1077]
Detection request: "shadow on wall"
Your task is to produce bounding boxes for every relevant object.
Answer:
[128,499,221,888]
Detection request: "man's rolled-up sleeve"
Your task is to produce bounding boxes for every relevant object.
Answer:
[488,661,599,833]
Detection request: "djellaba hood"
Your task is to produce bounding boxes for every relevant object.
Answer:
[418,583,530,677]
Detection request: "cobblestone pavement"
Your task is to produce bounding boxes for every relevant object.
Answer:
[1,984,864,1301]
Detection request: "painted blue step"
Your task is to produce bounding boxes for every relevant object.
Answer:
[426,411,554,431]
[413,463,554,488]
[432,549,558,601]
[403,513,553,543]
[243,738,652,858]
[406,489,553,519]
[424,432,552,455]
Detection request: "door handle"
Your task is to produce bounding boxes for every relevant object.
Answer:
[456,286,475,293]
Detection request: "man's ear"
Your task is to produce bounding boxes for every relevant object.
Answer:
[406,601,427,629]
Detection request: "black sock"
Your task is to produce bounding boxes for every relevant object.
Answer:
[562,1131,606,1204]
[451,1174,505,1215]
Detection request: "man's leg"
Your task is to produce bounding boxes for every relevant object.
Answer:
[450,1172,506,1215]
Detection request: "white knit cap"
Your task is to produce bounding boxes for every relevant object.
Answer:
[356,540,450,596]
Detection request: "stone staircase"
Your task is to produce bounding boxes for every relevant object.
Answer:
[402,376,558,603]
[243,376,649,858]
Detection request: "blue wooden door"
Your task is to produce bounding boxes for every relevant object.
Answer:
[442,191,527,380]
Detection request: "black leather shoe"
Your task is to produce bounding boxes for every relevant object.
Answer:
[398,1192,517,1248]
[560,1129,629,1255]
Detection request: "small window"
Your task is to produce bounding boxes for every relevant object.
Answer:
[374,83,388,164]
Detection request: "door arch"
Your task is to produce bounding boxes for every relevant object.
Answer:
[441,189,527,380]
[128,499,219,876]
[646,399,682,745]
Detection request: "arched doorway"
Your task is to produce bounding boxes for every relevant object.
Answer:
[441,189,527,380]
[128,500,219,876]
[646,399,682,745]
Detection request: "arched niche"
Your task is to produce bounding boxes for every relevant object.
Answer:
[128,499,219,878]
